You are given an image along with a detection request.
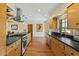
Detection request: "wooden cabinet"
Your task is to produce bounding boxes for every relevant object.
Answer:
[65,45,79,56]
[0,3,16,56]
[50,37,65,56]
[49,17,57,29]
[7,39,21,56]
[0,47,6,56]
[67,4,79,29]
[7,3,16,18]
[50,36,79,56]
[0,3,7,56]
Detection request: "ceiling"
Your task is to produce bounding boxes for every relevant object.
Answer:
[16,3,70,23]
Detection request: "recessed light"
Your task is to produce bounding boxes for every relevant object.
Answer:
[37,9,41,12]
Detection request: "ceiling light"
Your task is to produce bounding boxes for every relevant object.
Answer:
[37,9,41,12]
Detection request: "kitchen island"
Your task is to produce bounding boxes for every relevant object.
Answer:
[6,32,31,56]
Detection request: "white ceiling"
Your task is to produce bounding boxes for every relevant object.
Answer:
[15,3,70,23]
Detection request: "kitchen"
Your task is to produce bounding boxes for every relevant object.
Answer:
[0,3,79,56]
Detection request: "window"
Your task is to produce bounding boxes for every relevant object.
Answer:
[60,19,67,32]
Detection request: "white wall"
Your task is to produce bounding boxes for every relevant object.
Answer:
[33,23,45,37]
[6,20,27,34]
[26,21,45,37]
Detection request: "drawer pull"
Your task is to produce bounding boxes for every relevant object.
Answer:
[71,53,74,55]
[15,48,18,51]
[11,46,13,48]
[76,23,79,25]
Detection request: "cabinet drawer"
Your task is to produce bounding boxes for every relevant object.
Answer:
[7,47,16,56]
[7,43,15,52]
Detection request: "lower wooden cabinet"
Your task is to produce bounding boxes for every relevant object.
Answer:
[65,45,79,56]
[7,48,17,56]
[0,47,6,56]
[50,37,65,56]
[7,39,21,56]
[50,37,79,56]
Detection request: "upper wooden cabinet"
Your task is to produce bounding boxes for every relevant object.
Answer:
[67,4,79,29]
[7,3,16,20]
[0,3,6,56]
[49,17,57,29]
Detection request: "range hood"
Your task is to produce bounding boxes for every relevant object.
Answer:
[15,8,24,22]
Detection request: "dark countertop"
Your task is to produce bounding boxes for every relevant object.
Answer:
[46,33,79,52]
[6,36,21,46]
[6,32,29,46]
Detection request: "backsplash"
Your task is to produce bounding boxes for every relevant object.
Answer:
[68,29,79,39]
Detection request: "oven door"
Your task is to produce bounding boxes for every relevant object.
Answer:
[22,36,27,55]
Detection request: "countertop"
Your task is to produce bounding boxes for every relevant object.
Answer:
[6,32,29,46]
[6,36,21,46]
[46,33,79,52]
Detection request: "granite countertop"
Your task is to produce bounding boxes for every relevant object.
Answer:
[6,36,21,46]
[46,33,79,52]
[6,32,31,46]
[6,32,28,46]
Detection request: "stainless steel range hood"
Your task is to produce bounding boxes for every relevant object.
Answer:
[15,8,24,22]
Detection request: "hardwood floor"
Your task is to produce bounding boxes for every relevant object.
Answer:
[24,37,53,56]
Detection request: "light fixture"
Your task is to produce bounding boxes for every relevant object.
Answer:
[37,9,41,12]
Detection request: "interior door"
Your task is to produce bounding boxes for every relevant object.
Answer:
[28,24,33,40]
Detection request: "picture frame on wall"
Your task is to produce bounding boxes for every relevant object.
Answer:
[36,24,43,32]
[11,24,18,30]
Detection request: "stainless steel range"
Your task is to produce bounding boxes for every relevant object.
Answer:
[21,35,27,55]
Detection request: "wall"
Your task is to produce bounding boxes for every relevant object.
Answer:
[6,20,27,34]
[33,23,45,37]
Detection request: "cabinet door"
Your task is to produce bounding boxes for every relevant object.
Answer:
[15,47,21,56]
[65,45,79,56]
[16,39,21,56]
[7,48,17,56]
[67,4,79,29]
[17,43,21,56]
[49,17,57,29]
[51,37,65,56]
[56,41,65,56]
[0,3,6,56]
[7,39,21,56]
[0,47,6,56]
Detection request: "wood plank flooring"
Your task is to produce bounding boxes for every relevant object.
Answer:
[24,37,53,56]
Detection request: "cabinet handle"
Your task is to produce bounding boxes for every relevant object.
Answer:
[76,23,79,25]
[64,54,66,56]
[63,46,65,50]
[11,46,13,48]
[71,53,74,55]
[15,48,18,51]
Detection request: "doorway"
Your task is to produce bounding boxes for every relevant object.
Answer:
[28,24,33,39]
